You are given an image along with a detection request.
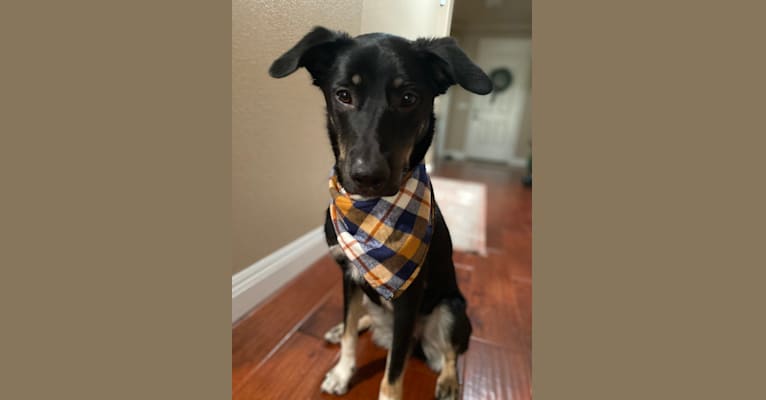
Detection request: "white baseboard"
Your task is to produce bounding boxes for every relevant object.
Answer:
[232,226,327,323]
[508,157,528,168]
[442,150,526,168]
[442,150,467,160]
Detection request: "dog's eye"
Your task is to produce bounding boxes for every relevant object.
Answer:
[401,92,418,108]
[336,89,352,105]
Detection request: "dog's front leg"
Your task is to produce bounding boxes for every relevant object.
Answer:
[321,272,363,395]
[379,286,423,400]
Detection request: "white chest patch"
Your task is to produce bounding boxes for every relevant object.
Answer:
[346,262,364,283]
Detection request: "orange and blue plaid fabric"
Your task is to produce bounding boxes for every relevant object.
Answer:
[329,163,434,300]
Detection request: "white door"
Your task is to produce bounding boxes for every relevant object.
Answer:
[464,38,531,164]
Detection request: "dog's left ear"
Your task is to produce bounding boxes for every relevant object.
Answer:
[414,37,493,95]
[269,26,351,84]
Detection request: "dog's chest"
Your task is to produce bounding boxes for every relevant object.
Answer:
[329,244,367,282]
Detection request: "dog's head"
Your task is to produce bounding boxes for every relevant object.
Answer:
[269,26,491,197]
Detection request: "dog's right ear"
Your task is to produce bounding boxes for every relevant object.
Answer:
[268,26,351,82]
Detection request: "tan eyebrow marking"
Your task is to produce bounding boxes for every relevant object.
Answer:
[351,74,362,85]
[392,77,404,88]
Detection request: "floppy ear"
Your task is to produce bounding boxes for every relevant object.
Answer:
[414,37,493,95]
[268,26,351,82]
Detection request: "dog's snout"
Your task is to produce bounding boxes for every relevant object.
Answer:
[349,157,388,188]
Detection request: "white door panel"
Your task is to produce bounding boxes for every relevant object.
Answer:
[465,38,531,164]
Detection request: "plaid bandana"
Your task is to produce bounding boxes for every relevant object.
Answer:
[329,163,434,300]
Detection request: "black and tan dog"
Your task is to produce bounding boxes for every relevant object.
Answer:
[269,26,491,400]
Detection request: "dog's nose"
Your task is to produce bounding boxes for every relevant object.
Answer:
[349,158,388,188]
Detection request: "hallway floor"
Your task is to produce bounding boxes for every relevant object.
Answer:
[232,160,532,400]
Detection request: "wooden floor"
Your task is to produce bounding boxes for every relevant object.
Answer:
[232,160,531,400]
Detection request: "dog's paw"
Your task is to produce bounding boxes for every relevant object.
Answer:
[323,323,344,344]
[435,376,459,400]
[320,364,354,395]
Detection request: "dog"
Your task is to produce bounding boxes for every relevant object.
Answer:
[269,26,492,400]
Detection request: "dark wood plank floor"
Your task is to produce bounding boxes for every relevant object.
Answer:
[232,160,531,399]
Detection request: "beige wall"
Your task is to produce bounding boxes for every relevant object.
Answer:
[443,32,532,160]
[232,0,363,274]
